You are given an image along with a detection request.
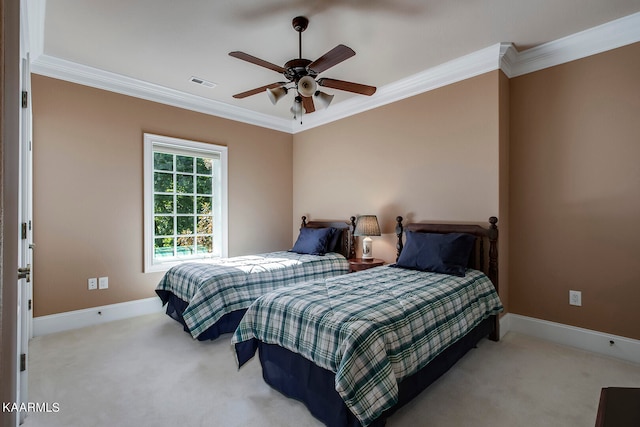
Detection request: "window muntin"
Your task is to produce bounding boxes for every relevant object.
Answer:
[144,134,227,272]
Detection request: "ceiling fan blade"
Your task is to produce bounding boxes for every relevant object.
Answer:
[229,51,286,74]
[302,96,315,113]
[233,82,287,99]
[307,44,356,74]
[317,78,376,96]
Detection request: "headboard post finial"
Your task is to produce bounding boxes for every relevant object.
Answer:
[489,216,498,228]
[301,216,307,228]
[395,216,404,262]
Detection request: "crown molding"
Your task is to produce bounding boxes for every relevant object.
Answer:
[506,11,640,77]
[299,11,640,130]
[295,43,509,133]
[31,54,295,133]
[498,43,518,78]
[28,9,640,134]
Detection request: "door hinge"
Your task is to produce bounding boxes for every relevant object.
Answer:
[21,222,27,239]
[28,299,32,310]
[21,91,28,108]
[20,353,26,372]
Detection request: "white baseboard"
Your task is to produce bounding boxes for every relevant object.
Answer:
[499,313,511,340]
[33,297,164,336]
[502,313,640,365]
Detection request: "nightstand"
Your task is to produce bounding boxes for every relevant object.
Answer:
[596,387,640,427]
[348,258,384,273]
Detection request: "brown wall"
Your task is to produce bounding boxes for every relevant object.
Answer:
[30,41,640,341]
[31,76,293,317]
[509,42,640,340]
[293,71,505,290]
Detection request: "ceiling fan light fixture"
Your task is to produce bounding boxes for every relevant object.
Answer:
[291,96,305,119]
[266,86,288,105]
[229,16,377,118]
[314,91,334,109]
[297,75,317,97]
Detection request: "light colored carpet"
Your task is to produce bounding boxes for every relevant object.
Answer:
[23,313,640,427]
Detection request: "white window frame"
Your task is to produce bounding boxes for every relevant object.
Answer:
[143,133,228,272]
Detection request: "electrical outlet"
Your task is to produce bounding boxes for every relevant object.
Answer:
[88,278,98,290]
[98,276,109,290]
[569,290,582,306]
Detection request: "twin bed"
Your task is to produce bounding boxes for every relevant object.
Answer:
[157,215,503,427]
[156,216,356,340]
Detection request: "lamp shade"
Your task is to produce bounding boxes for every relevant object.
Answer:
[297,75,317,97]
[314,91,334,109]
[353,215,381,237]
[266,86,288,105]
[290,96,305,119]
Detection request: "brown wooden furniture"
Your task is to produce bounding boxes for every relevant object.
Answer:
[157,215,356,341]
[301,215,356,259]
[348,258,384,272]
[241,216,501,427]
[395,215,499,341]
[595,387,640,427]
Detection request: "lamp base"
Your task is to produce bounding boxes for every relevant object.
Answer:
[361,236,373,259]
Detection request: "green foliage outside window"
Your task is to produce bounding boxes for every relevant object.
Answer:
[153,151,214,259]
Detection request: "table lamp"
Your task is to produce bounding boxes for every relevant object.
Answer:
[353,215,381,259]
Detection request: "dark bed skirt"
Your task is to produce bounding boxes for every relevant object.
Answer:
[156,290,246,341]
[238,316,495,427]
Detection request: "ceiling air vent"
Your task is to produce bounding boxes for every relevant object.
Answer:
[189,76,216,88]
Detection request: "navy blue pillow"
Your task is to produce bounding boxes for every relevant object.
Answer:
[396,232,476,277]
[327,227,342,253]
[290,227,335,255]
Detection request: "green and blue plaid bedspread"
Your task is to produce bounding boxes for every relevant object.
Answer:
[232,265,503,426]
[156,251,349,339]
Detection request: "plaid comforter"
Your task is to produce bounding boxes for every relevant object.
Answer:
[232,265,503,426]
[156,251,349,339]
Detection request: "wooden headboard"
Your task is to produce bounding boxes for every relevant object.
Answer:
[395,216,500,340]
[301,216,357,260]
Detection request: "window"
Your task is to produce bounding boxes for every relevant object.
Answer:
[144,133,227,272]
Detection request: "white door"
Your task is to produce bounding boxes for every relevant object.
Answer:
[17,53,34,424]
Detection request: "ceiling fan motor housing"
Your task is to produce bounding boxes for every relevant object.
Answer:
[284,58,317,83]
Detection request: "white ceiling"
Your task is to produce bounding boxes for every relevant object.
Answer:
[29,1,640,131]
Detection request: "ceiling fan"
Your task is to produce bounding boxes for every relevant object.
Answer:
[229,16,376,120]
